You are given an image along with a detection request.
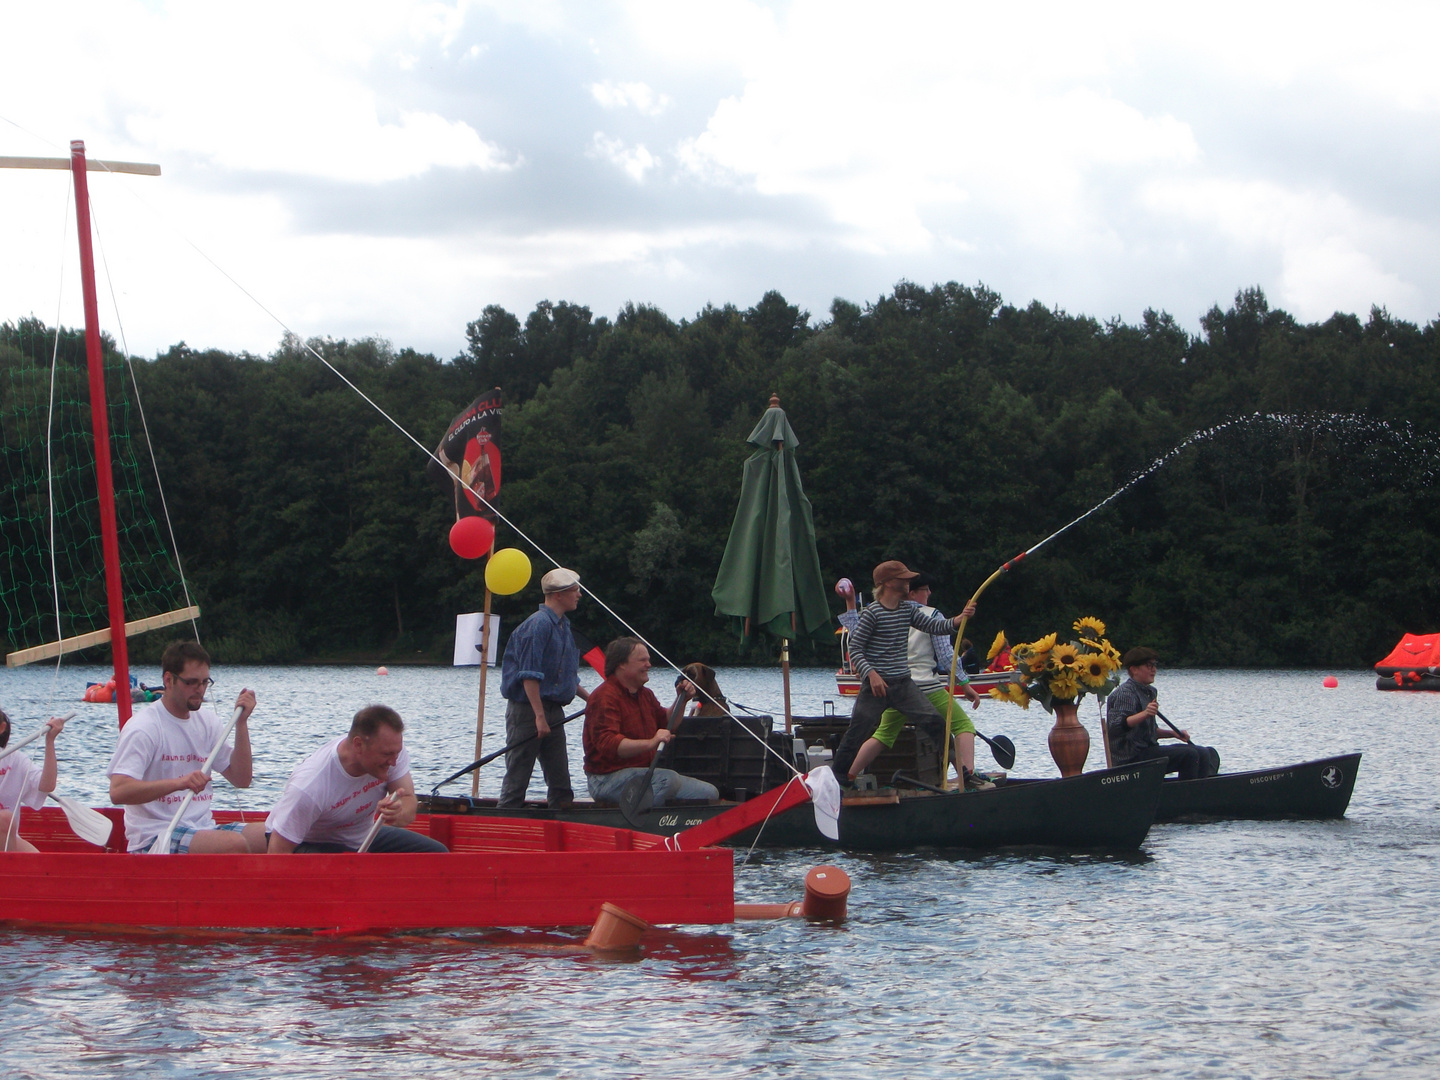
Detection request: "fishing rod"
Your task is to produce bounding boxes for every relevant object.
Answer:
[941,473,1161,780]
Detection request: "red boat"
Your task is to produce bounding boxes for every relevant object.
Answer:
[0,783,814,933]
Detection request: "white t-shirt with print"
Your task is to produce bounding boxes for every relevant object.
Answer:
[107,699,235,852]
[0,751,44,812]
[266,736,411,849]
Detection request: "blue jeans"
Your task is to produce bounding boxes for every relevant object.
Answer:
[586,768,718,807]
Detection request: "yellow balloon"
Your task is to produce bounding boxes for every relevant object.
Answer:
[485,548,532,596]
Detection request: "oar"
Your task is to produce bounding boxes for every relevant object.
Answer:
[618,694,688,828]
[356,794,395,854]
[47,793,114,847]
[976,730,1016,770]
[431,706,586,794]
[0,711,77,763]
[147,705,244,855]
[1156,710,1192,743]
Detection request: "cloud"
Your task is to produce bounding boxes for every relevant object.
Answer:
[3,0,1440,363]
[589,80,671,115]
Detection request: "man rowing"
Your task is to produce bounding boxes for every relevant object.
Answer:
[831,561,976,787]
[107,640,265,854]
[1106,647,1217,779]
[0,710,70,852]
[582,638,719,807]
[265,705,447,853]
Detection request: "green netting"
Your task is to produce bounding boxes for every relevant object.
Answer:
[0,316,189,657]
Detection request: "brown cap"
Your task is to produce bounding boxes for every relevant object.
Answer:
[872,560,920,588]
[1120,646,1158,669]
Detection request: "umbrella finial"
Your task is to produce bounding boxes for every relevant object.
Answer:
[769,393,780,409]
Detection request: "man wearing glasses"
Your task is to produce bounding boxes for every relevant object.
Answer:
[108,640,265,853]
[1105,647,1206,779]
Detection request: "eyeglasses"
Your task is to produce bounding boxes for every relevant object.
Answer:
[176,675,215,689]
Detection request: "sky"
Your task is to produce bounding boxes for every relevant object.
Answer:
[2,0,1439,360]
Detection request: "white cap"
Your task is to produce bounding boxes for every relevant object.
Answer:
[541,567,581,593]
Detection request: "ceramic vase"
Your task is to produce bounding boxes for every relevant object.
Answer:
[1047,699,1089,777]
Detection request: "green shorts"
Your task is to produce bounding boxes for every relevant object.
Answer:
[874,686,976,747]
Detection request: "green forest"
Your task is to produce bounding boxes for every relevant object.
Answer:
[4,281,1439,669]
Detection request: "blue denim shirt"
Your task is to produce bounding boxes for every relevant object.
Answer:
[500,605,581,705]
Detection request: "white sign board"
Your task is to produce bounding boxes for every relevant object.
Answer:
[453,612,500,666]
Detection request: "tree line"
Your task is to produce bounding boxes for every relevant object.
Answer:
[4,282,1438,669]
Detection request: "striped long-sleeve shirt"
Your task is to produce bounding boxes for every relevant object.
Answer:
[848,600,954,682]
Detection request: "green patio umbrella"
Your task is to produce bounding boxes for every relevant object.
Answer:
[712,395,832,731]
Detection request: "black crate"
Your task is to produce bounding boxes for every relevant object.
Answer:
[791,717,942,788]
[666,715,774,800]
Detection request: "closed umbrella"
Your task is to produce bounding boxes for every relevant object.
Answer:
[711,395,832,731]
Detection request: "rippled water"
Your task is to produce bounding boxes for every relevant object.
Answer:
[1,662,1436,1078]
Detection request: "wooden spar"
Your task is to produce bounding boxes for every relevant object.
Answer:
[0,156,161,176]
[70,140,133,724]
[5,605,201,667]
[472,541,496,798]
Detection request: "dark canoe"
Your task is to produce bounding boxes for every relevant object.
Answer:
[1154,753,1361,823]
[421,757,1168,852]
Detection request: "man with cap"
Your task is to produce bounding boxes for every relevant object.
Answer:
[1105,647,1212,779]
[831,561,976,786]
[498,567,590,808]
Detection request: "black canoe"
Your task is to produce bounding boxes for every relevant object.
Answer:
[1153,752,1361,823]
[420,757,1168,852]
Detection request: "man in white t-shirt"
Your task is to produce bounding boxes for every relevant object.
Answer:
[107,640,265,854]
[0,709,69,852]
[265,704,446,853]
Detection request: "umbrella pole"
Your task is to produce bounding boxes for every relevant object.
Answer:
[782,638,793,734]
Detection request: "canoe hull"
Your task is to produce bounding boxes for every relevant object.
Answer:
[0,809,734,932]
[1154,753,1361,823]
[427,759,1169,852]
[742,758,1167,851]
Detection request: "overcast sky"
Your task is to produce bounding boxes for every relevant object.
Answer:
[3,0,1439,360]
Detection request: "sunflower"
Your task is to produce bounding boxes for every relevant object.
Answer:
[1048,669,1082,700]
[987,630,1009,661]
[1077,654,1111,687]
[1048,642,1080,670]
[1073,615,1106,639]
[988,686,1010,703]
[1029,632,1057,653]
[1007,683,1032,709]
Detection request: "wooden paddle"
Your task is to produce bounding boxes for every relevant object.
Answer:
[148,705,244,855]
[618,693,689,828]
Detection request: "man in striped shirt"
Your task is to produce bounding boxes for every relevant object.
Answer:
[832,561,976,785]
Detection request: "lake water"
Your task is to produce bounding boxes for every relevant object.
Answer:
[0,662,1435,1078]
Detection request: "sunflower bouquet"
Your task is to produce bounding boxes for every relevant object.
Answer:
[988,616,1122,713]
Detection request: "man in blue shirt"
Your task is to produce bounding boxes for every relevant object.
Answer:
[498,567,590,808]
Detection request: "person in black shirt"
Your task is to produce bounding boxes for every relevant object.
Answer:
[1105,647,1205,779]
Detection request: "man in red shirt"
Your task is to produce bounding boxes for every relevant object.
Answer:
[582,637,719,807]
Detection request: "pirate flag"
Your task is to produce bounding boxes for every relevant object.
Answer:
[428,388,502,520]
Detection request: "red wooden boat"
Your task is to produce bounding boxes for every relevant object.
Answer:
[0,783,814,933]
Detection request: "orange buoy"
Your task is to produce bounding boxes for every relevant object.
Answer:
[800,865,850,921]
[584,902,650,951]
[1322,675,1338,688]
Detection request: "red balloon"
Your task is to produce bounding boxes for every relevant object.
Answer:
[449,516,495,559]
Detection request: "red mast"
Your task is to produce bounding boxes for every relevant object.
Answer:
[69,139,132,724]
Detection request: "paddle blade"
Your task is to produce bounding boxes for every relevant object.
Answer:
[618,773,656,829]
[989,735,1017,770]
[803,767,840,840]
[47,793,113,847]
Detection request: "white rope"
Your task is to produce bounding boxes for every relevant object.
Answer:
[43,172,73,718]
[89,196,201,644]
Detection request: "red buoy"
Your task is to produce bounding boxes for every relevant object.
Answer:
[1322,675,1339,688]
